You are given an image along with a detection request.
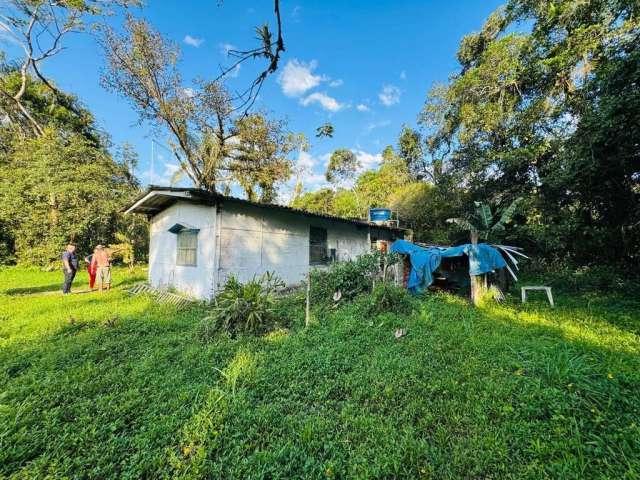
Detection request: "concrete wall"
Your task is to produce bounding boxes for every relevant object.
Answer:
[148,201,217,299]
[217,201,373,288]
[148,199,403,299]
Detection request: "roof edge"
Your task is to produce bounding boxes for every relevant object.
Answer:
[125,185,407,232]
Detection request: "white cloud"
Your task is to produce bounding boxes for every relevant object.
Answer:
[278,59,323,97]
[291,5,302,20]
[226,64,241,78]
[354,150,383,171]
[182,87,196,98]
[365,120,391,133]
[329,79,343,88]
[278,150,330,204]
[296,150,316,171]
[356,103,370,112]
[183,35,204,48]
[378,85,401,106]
[219,42,236,55]
[153,161,182,186]
[400,70,407,80]
[163,162,180,176]
[300,92,344,112]
[319,152,331,167]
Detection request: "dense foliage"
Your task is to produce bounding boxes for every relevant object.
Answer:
[101,16,305,197]
[357,282,416,317]
[420,0,640,264]
[309,251,399,306]
[1,267,638,478]
[0,74,146,266]
[293,0,639,268]
[293,146,412,220]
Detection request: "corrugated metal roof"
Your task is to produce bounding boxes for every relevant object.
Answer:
[125,186,407,233]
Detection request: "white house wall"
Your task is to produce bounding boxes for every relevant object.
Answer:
[148,201,216,299]
[147,198,403,300]
[217,202,375,289]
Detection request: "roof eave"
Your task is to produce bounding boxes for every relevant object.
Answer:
[124,186,407,233]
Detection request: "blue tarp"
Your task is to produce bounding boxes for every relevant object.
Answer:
[389,240,507,293]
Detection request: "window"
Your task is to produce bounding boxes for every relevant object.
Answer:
[176,230,198,266]
[309,226,328,265]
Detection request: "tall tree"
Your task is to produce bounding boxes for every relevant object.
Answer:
[397,125,426,180]
[0,74,144,266]
[0,129,141,265]
[0,0,138,137]
[101,17,300,198]
[420,0,640,264]
[231,114,305,203]
[101,17,233,191]
[325,149,360,187]
[0,67,100,145]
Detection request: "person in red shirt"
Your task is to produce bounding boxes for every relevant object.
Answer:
[84,247,98,290]
[93,245,111,292]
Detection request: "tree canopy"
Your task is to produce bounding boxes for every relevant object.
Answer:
[0,73,144,266]
[101,16,303,197]
[291,0,639,266]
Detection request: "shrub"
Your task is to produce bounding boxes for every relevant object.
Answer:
[271,290,306,328]
[201,272,284,338]
[357,282,415,317]
[310,251,399,306]
[522,262,637,293]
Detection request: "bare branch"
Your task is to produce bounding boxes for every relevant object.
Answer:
[214,0,285,116]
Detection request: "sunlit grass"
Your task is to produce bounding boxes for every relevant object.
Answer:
[0,267,638,478]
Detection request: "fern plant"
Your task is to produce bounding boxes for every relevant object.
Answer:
[201,272,284,338]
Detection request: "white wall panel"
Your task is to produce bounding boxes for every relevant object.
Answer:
[148,201,216,299]
[147,198,402,299]
[217,202,373,290]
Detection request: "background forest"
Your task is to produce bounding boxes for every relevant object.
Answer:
[295,0,640,268]
[0,0,638,269]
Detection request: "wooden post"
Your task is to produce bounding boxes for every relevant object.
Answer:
[305,273,311,327]
[382,254,388,284]
[469,230,485,306]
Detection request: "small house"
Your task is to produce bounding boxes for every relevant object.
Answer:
[125,186,408,300]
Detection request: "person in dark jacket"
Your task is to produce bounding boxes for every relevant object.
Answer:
[62,243,78,294]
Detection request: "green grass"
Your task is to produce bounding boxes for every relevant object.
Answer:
[0,267,639,479]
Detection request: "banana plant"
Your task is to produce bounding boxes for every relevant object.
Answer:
[447,198,522,243]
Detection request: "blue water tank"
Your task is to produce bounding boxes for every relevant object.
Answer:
[369,208,392,222]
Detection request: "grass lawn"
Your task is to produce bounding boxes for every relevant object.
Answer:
[0,266,639,479]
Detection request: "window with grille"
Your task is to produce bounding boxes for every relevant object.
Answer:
[176,230,198,266]
[309,226,328,265]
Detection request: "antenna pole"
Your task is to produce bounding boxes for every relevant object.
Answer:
[150,140,155,186]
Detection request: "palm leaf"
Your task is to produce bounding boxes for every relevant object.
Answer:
[475,202,493,231]
[170,168,185,187]
[493,198,522,231]
[498,246,529,259]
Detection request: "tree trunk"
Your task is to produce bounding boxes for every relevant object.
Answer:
[469,231,485,306]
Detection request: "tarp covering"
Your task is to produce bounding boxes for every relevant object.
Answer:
[390,240,507,293]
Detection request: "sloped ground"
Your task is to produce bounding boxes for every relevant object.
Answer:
[0,267,638,479]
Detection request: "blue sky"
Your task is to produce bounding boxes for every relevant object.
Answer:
[16,0,504,199]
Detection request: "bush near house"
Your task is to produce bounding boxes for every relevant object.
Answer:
[0,266,639,478]
[309,251,399,307]
[200,272,285,338]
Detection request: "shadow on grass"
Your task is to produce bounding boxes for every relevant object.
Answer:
[3,272,144,296]
[4,283,66,296]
